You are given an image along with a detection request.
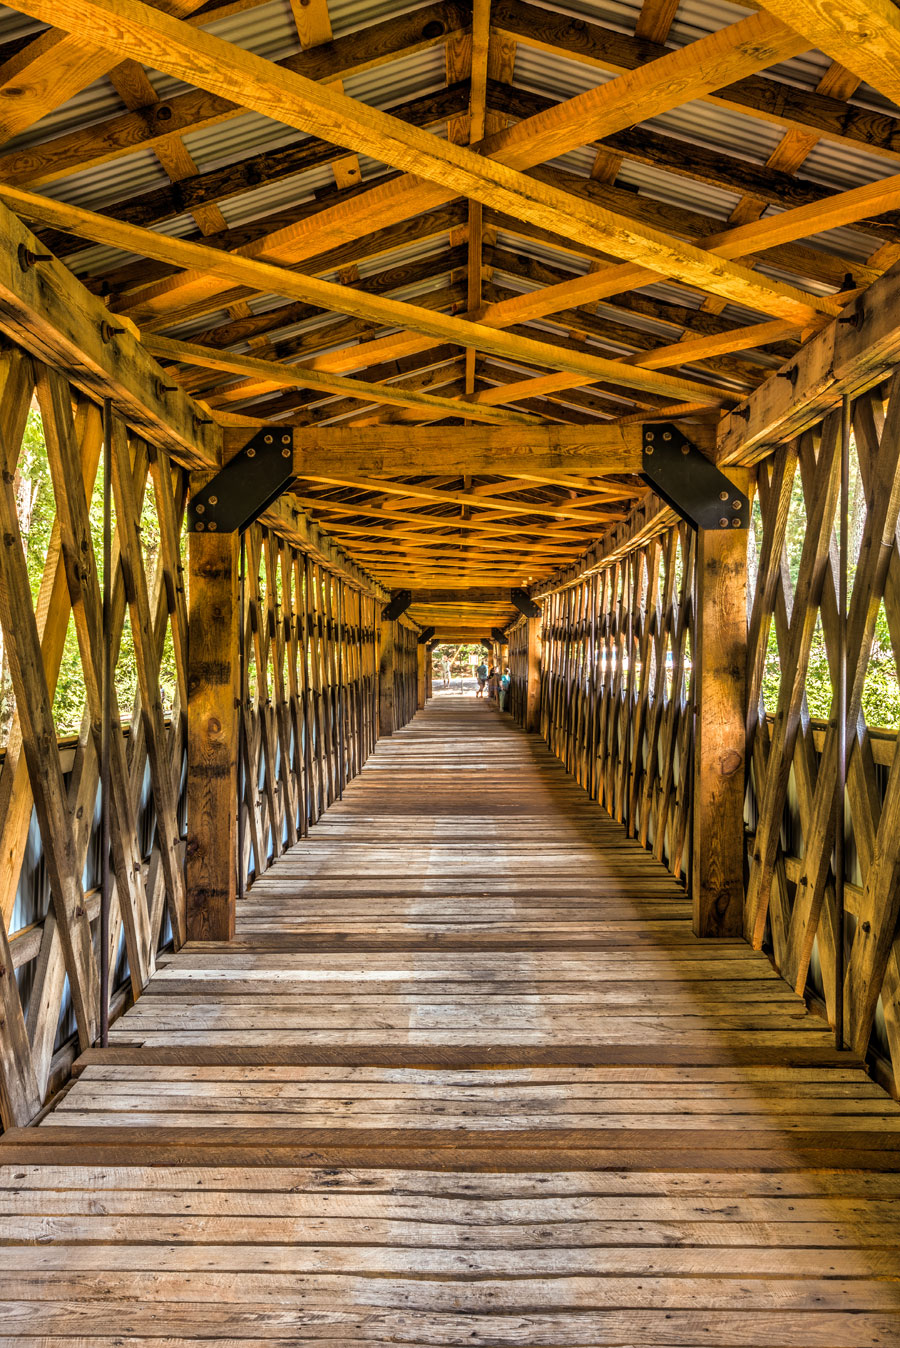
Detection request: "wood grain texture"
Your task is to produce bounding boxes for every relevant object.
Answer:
[2,694,900,1341]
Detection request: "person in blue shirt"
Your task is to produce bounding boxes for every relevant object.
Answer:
[475,661,488,698]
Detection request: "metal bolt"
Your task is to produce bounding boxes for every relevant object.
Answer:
[208,521,218,530]
[732,499,742,510]
[282,448,291,458]
[264,434,273,444]
[681,444,689,455]
[732,518,741,527]
[208,495,218,505]
[100,320,124,343]
[719,518,729,528]
[719,490,729,502]
[646,431,654,441]
[195,503,205,514]
[645,445,653,455]
[662,431,671,441]
[246,447,256,458]
[17,243,52,271]
[196,522,205,531]
[282,435,291,444]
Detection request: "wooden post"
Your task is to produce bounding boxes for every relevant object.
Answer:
[525,614,542,733]
[187,528,240,941]
[378,618,395,737]
[692,509,749,938]
[425,645,433,700]
[416,641,427,710]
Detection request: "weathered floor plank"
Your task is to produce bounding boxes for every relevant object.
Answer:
[2,694,900,1343]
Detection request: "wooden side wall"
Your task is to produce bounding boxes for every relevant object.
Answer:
[0,345,419,1131]
[506,384,900,1091]
[509,521,696,883]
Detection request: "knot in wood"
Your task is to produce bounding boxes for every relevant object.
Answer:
[718,749,742,777]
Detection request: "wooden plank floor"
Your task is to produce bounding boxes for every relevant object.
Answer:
[3,694,900,1345]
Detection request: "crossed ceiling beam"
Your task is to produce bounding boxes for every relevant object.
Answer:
[1,0,841,334]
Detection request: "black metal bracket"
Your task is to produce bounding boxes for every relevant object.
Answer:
[511,588,541,619]
[491,627,507,644]
[640,423,749,531]
[382,589,413,622]
[418,626,436,644]
[187,427,295,533]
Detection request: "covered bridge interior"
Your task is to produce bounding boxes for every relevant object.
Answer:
[2,0,900,1338]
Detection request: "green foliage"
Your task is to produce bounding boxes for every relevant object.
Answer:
[1,407,178,745]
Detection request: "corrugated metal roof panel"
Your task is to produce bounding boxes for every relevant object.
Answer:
[39,149,172,209]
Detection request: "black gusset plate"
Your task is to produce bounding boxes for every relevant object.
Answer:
[187,427,294,533]
[382,589,413,621]
[511,587,541,619]
[640,423,749,531]
[418,626,436,644]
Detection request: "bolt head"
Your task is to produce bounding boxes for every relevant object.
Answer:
[719,518,729,528]
[719,490,729,502]
[195,503,205,514]
[246,447,256,458]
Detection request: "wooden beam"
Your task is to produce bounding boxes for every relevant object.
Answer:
[491,0,900,163]
[377,620,395,737]
[412,588,514,603]
[6,0,834,326]
[143,333,537,426]
[289,425,647,478]
[186,526,239,941]
[0,1,469,186]
[692,486,751,939]
[298,496,600,544]
[716,256,900,462]
[753,0,900,108]
[1,188,733,407]
[524,614,541,732]
[0,198,220,470]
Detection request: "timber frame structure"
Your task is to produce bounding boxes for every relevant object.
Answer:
[2,0,900,1323]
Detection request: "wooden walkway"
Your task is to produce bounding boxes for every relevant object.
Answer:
[3,696,900,1345]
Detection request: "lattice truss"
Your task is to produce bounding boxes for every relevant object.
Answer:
[745,377,900,1073]
[0,345,404,1129]
[510,518,696,880]
[235,530,383,890]
[512,375,900,1080]
[1,0,900,632]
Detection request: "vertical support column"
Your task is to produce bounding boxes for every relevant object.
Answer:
[525,614,542,733]
[426,644,434,700]
[187,528,240,941]
[378,618,395,737]
[692,510,748,938]
[417,641,427,710]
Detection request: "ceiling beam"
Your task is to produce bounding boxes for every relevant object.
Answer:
[752,0,900,109]
[143,332,536,426]
[12,0,833,327]
[280,424,652,479]
[0,187,731,407]
[0,0,469,185]
[717,255,900,461]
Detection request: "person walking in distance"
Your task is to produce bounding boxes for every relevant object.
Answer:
[475,659,488,698]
